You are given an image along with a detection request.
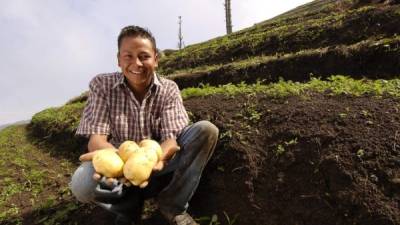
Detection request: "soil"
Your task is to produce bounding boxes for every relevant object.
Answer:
[186,92,400,225]
[5,92,400,225]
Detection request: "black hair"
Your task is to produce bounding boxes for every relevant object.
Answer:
[117,25,157,53]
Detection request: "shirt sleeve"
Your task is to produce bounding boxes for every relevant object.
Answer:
[160,82,189,142]
[76,76,110,137]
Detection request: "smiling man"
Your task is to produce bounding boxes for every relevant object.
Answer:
[117,28,158,103]
[70,25,219,225]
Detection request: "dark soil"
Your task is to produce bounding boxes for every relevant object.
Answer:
[186,92,400,225]
[5,92,399,225]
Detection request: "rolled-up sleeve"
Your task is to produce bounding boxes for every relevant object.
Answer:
[76,76,110,137]
[160,83,189,141]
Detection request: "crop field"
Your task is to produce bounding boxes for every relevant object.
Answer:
[1,76,399,225]
[1,0,399,224]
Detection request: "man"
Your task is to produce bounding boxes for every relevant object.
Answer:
[70,25,219,225]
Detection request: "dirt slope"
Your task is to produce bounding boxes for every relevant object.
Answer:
[185,92,400,225]
[1,92,399,225]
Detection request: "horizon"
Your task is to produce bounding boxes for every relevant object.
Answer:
[0,0,313,126]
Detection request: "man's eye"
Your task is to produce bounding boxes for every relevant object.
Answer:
[139,55,150,60]
[124,55,132,59]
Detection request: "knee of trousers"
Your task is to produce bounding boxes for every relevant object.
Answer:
[70,161,98,203]
[192,120,219,142]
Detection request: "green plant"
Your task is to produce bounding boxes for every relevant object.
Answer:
[361,110,370,117]
[276,144,286,156]
[182,75,400,101]
[356,149,365,158]
[223,211,239,225]
[241,97,263,123]
[196,214,220,225]
[220,130,233,139]
[284,138,298,146]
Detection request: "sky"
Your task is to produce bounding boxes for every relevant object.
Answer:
[0,0,313,125]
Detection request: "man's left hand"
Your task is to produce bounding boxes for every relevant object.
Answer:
[153,160,165,171]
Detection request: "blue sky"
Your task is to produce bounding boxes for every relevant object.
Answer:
[0,0,313,125]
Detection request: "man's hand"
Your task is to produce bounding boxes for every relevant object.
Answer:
[153,138,180,172]
[79,149,127,186]
[79,151,97,161]
[153,160,165,171]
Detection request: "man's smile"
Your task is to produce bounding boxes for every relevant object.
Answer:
[129,70,142,75]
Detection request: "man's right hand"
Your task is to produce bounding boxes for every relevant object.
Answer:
[79,149,121,186]
[79,150,129,186]
[79,151,97,161]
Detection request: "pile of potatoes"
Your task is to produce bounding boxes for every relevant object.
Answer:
[88,139,162,188]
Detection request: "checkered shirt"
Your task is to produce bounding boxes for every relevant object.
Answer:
[76,72,189,147]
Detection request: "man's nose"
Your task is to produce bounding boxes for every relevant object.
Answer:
[134,57,143,66]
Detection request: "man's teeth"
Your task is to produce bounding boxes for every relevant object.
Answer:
[130,70,141,74]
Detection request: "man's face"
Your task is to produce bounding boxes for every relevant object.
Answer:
[118,36,158,91]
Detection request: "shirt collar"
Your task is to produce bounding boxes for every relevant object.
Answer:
[152,73,162,88]
[112,72,162,92]
[112,72,125,89]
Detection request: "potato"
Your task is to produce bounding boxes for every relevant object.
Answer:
[123,149,154,186]
[139,139,163,160]
[118,140,140,162]
[123,140,163,187]
[92,149,124,178]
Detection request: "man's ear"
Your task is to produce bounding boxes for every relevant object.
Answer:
[155,53,159,68]
[117,52,121,67]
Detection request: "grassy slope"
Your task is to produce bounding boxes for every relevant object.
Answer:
[26,75,400,154]
[159,0,339,72]
[168,36,400,89]
[1,76,399,224]
[0,125,78,224]
[158,1,400,89]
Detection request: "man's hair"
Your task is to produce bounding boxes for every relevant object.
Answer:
[117,25,157,53]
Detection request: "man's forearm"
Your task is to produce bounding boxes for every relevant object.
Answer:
[88,135,115,152]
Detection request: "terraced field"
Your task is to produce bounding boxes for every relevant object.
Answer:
[1,0,399,224]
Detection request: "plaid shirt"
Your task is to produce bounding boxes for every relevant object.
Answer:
[76,72,189,147]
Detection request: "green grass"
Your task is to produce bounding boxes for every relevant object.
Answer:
[28,101,87,156]
[30,102,85,136]
[0,125,76,223]
[181,75,400,99]
[167,35,400,78]
[27,75,400,150]
[65,91,89,105]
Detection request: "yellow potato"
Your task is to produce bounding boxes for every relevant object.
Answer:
[122,139,163,188]
[139,139,163,160]
[118,141,140,162]
[119,139,162,188]
[92,149,124,178]
[123,150,155,186]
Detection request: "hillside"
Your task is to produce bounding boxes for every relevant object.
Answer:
[159,0,400,88]
[0,120,30,132]
[1,0,399,225]
[2,77,400,225]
